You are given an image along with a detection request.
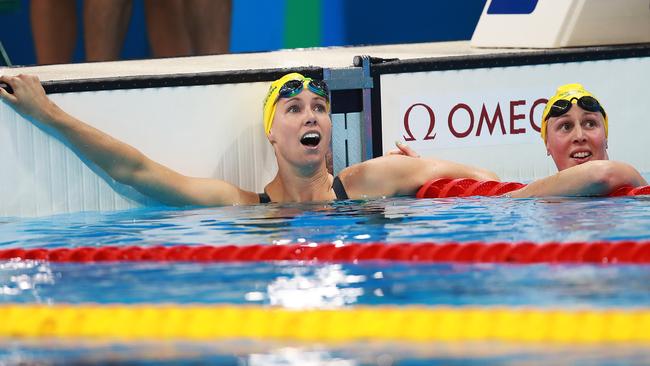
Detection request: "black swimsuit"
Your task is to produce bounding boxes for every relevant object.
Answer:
[258,176,349,203]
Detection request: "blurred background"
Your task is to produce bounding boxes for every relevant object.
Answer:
[0,0,487,66]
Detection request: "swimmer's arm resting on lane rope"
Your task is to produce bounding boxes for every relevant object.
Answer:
[0,74,259,206]
[339,153,500,199]
[508,160,647,198]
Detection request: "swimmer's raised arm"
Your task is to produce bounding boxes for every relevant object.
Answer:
[508,160,646,198]
[340,154,499,199]
[0,74,258,206]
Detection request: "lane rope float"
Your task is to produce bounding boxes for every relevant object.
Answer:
[1,241,649,264]
[416,178,650,198]
[1,304,649,342]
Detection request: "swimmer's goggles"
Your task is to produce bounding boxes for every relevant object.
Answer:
[544,96,606,121]
[540,83,608,143]
[277,78,330,101]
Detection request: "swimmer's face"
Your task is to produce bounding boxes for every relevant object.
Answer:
[267,89,331,169]
[545,104,608,171]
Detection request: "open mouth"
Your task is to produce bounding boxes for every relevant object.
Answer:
[300,132,321,147]
[571,151,592,159]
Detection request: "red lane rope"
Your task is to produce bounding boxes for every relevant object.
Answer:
[415,178,650,198]
[1,241,649,264]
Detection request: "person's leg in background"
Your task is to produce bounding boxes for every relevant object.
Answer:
[83,0,132,61]
[186,0,231,55]
[30,0,78,64]
[143,0,192,58]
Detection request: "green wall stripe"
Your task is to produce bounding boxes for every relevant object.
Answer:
[284,0,322,48]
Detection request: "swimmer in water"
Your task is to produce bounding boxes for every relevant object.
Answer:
[392,83,647,197]
[0,73,498,205]
[508,83,647,197]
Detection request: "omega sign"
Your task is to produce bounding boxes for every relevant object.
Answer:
[402,98,547,143]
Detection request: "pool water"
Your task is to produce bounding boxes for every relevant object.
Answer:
[3,196,650,247]
[2,196,650,365]
[2,260,650,307]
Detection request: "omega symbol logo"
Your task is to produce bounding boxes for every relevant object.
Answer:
[403,103,436,141]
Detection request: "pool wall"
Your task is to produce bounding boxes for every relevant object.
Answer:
[0,79,278,216]
[1,42,649,216]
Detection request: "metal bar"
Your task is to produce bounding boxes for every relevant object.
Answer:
[0,41,11,66]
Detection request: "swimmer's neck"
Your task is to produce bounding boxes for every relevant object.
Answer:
[266,164,334,202]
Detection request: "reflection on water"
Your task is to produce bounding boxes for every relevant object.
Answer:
[249,264,365,309]
[249,347,356,366]
[2,196,650,248]
[0,259,54,300]
[2,340,650,365]
[2,261,650,307]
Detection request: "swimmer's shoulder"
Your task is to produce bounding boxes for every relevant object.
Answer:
[337,156,410,199]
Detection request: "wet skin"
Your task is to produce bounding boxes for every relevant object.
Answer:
[545,104,608,171]
[267,90,331,175]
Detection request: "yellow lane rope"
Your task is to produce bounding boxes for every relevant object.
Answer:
[1,305,649,343]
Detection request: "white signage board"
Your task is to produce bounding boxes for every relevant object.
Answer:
[380,57,650,182]
[471,0,650,48]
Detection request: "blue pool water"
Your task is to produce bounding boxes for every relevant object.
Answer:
[2,261,650,308]
[2,196,650,365]
[3,196,650,248]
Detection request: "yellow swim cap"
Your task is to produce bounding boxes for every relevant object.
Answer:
[541,83,608,143]
[262,73,330,136]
